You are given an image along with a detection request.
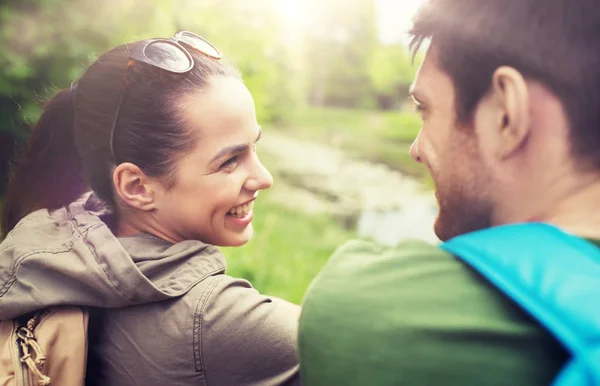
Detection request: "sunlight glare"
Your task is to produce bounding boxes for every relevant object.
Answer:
[277,0,425,45]
[277,0,305,24]
[375,0,425,45]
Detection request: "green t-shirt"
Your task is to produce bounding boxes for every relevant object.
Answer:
[298,238,579,385]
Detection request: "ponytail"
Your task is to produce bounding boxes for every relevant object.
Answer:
[1,88,88,237]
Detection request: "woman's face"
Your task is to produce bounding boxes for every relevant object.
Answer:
[152,76,273,246]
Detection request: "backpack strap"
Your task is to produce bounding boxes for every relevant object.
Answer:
[440,223,600,386]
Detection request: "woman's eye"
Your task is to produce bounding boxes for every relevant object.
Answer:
[221,156,239,169]
[415,104,425,113]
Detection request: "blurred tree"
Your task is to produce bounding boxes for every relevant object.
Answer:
[302,0,379,109]
[0,0,176,192]
[0,0,167,140]
[368,43,419,109]
[174,0,305,124]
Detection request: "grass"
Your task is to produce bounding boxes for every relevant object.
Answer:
[275,106,433,186]
[221,185,354,305]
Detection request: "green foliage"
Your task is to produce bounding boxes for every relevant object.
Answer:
[369,44,419,93]
[303,0,380,108]
[368,44,421,108]
[173,0,305,124]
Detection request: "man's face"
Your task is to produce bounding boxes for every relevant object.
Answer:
[410,44,493,241]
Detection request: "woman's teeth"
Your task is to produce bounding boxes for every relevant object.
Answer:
[228,201,254,218]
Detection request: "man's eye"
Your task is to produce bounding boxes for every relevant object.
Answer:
[221,156,239,169]
[414,104,425,113]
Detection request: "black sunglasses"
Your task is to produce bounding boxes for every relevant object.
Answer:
[109,31,222,161]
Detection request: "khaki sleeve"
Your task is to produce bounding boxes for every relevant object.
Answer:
[195,275,301,386]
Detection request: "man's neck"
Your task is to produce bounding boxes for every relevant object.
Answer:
[498,171,600,239]
[540,181,600,239]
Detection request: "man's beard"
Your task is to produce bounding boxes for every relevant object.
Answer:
[432,163,492,242]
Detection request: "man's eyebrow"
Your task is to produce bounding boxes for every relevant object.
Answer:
[209,128,262,164]
[409,85,426,105]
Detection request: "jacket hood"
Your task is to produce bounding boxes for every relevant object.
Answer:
[0,193,226,320]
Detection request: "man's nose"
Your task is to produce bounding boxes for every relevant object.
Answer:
[410,131,423,163]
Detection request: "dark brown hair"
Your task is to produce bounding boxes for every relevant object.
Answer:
[410,0,600,165]
[2,40,239,237]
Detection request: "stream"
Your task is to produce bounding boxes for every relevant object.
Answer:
[261,131,440,245]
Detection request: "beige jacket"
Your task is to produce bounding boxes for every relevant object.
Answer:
[0,194,300,386]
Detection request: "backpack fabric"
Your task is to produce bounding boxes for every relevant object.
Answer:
[441,223,600,386]
[0,307,88,386]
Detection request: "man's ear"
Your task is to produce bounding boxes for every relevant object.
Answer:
[489,66,531,159]
[112,162,157,211]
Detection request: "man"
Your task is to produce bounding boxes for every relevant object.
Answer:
[298,0,600,384]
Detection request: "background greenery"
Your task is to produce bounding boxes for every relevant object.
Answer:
[0,0,425,304]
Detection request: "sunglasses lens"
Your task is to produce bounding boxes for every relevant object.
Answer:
[143,41,192,72]
[176,32,222,59]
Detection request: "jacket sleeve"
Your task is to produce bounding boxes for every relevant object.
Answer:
[194,275,301,386]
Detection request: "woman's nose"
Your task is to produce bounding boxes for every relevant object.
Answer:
[244,156,273,191]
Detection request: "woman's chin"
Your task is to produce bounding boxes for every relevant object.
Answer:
[217,225,254,247]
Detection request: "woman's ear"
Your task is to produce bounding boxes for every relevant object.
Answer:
[112,162,157,211]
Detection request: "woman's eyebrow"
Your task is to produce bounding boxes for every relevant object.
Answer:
[209,128,262,164]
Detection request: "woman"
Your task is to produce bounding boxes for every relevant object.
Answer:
[0,31,300,385]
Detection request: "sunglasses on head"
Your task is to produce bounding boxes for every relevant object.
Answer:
[109,31,222,161]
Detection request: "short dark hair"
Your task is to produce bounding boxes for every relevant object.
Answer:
[410,0,600,166]
[2,38,240,236]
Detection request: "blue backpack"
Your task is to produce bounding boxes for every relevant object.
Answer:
[440,223,600,386]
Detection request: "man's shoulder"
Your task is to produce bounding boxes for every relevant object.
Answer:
[332,237,453,262]
[299,238,567,386]
[304,237,519,316]
[318,238,464,284]
[333,237,444,258]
